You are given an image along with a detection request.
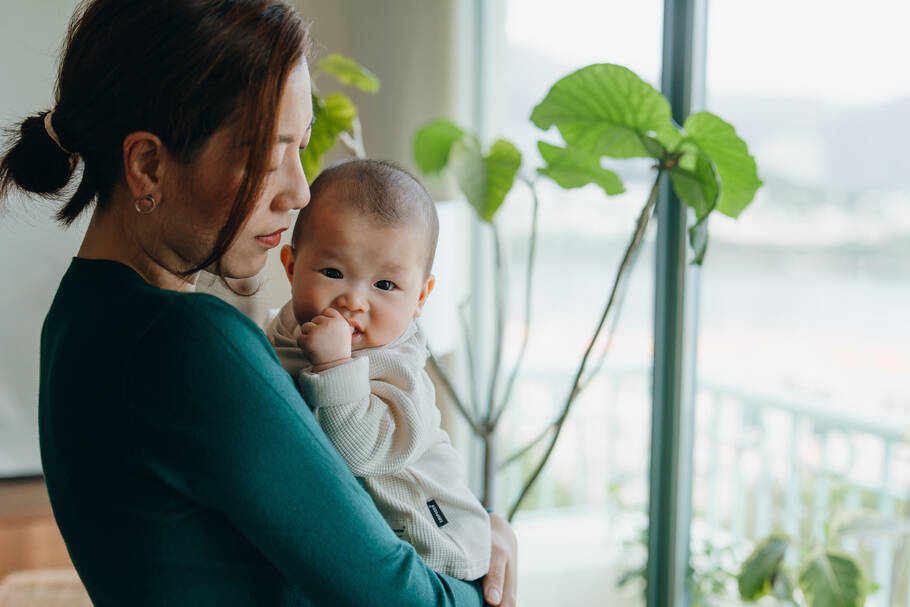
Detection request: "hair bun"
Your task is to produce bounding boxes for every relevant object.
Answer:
[0,112,76,198]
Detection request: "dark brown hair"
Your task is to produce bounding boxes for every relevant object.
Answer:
[291,159,440,276]
[0,0,310,275]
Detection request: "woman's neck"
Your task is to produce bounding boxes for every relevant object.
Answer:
[78,204,198,292]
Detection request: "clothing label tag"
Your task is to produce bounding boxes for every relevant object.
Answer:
[426,499,448,527]
[389,519,409,541]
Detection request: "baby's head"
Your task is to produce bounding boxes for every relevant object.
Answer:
[279,159,438,350]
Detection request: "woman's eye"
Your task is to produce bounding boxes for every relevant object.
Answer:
[320,268,342,279]
[374,280,396,291]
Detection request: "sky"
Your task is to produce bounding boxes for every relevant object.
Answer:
[506,0,910,106]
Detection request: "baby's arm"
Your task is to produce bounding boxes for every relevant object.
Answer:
[298,330,434,477]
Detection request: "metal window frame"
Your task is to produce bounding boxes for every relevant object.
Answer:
[470,1,709,603]
[648,0,708,606]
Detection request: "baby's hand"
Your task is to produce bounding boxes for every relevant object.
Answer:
[297,308,353,371]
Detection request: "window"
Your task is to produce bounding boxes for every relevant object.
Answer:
[485,2,662,604]
[691,2,910,605]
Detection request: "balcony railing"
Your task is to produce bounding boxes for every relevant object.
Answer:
[502,364,910,606]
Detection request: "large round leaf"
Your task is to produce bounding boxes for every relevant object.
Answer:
[530,63,671,159]
[536,142,624,196]
[738,535,790,601]
[318,53,380,93]
[450,137,521,223]
[413,119,466,176]
[799,549,870,607]
[300,92,357,182]
[683,112,762,219]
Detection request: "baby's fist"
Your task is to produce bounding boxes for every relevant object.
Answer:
[297,308,353,369]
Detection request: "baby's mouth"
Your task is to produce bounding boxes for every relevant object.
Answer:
[346,319,364,342]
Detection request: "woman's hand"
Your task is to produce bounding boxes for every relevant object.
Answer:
[484,512,518,607]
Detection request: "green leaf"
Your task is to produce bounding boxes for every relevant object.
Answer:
[738,535,790,601]
[317,53,380,93]
[683,112,762,218]
[771,569,796,603]
[656,124,685,152]
[799,549,870,607]
[300,92,357,183]
[530,63,671,159]
[450,137,521,223]
[688,217,709,266]
[536,141,624,196]
[413,119,466,176]
[670,151,718,221]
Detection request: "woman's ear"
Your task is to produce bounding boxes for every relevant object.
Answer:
[122,131,166,199]
[279,245,296,287]
[414,275,435,317]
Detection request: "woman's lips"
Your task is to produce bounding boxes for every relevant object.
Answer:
[255,228,286,248]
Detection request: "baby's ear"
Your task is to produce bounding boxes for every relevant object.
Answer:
[279,245,295,287]
[414,275,435,317]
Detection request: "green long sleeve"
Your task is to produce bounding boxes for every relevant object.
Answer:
[39,258,483,606]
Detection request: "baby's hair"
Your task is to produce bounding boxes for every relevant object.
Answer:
[292,159,439,276]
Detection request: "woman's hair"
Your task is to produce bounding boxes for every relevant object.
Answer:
[0,0,310,275]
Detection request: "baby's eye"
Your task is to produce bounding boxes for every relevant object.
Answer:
[374,280,396,291]
[320,268,343,279]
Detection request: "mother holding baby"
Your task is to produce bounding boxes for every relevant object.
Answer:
[0,1,516,605]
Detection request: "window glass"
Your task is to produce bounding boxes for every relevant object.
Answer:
[494,2,662,604]
[692,2,910,605]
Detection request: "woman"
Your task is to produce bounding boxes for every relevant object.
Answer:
[0,1,517,605]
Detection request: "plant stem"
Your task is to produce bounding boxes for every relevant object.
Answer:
[482,433,497,508]
[506,170,665,521]
[490,177,540,430]
[484,221,507,426]
[578,227,645,392]
[426,350,484,436]
[458,298,483,418]
[500,420,555,469]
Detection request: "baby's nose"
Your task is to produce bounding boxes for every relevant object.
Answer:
[335,291,367,312]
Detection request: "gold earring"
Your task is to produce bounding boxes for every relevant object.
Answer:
[135,194,158,215]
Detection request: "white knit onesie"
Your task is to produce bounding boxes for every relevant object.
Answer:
[266,301,490,580]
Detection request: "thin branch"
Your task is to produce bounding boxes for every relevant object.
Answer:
[484,221,507,424]
[500,420,556,469]
[458,298,483,419]
[577,225,646,393]
[490,177,540,430]
[507,170,665,521]
[426,350,485,436]
[338,117,367,158]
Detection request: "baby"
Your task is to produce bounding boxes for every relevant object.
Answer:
[266,159,490,581]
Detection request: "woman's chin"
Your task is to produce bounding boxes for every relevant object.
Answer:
[213,250,268,280]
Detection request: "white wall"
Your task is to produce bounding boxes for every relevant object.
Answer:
[0,0,84,476]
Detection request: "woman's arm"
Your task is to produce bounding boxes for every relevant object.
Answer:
[130,300,483,607]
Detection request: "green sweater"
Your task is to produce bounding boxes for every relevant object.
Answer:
[39,258,484,606]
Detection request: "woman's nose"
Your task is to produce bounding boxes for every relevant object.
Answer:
[273,155,311,211]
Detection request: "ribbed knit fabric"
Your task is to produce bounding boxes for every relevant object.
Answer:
[267,302,491,580]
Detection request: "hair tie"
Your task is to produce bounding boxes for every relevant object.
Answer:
[44,110,73,155]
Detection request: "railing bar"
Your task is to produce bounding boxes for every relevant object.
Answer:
[812,428,830,542]
[874,441,895,607]
[756,407,772,539]
[707,393,721,539]
[784,415,801,567]
[731,401,745,542]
